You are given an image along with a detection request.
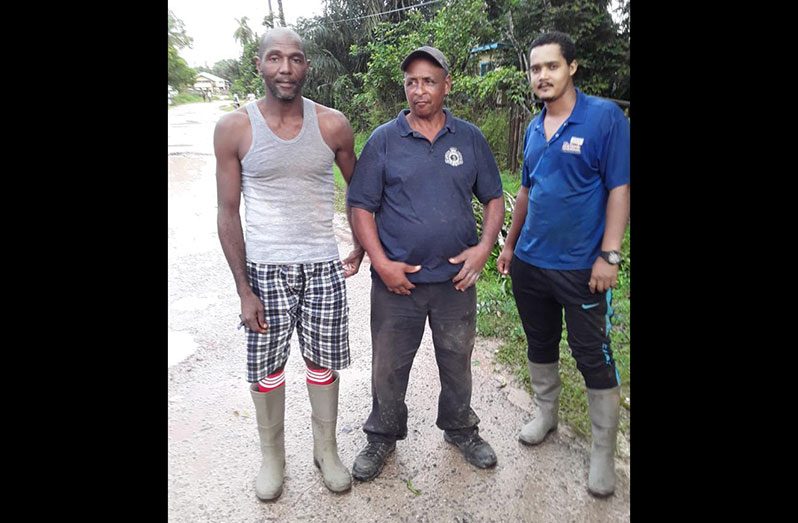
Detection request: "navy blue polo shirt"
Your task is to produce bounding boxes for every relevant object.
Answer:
[515,89,630,270]
[347,109,503,284]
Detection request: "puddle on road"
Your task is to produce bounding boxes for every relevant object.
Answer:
[171,295,216,312]
[169,329,198,367]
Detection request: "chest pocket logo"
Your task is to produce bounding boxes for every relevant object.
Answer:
[561,136,583,154]
[444,147,464,167]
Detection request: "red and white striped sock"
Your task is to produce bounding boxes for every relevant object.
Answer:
[306,367,334,386]
[257,369,285,392]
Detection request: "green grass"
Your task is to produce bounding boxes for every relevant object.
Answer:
[477,227,630,440]
[500,170,522,195]
[169,93,204,107]
[333,132,368,213]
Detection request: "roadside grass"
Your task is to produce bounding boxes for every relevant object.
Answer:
[170,93,204,107]
[333,132,368,213]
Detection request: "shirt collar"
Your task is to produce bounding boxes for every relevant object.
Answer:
[397,108,456,136]
[534,88,587,130]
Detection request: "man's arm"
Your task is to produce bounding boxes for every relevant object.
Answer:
[497,185,529,275]
[318,107,364,278]
[214,113,267,333]
[589,184,630,294]
[351,208,421,296]
[450,195,505,291]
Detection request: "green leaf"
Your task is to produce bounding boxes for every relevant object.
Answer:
[406,479,422,496]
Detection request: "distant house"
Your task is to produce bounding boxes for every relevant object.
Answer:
[193,72,230,93]
[470,42,510,76]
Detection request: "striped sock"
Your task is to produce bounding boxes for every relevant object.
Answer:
[306,367,334,386]
[257,369,285,392]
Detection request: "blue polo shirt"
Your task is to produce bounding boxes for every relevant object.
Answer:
[348,109,503,284]
[515,89,630,270]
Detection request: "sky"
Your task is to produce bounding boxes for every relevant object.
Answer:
[168,0,327,68]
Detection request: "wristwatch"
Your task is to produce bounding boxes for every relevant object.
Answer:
[600,250,623,265]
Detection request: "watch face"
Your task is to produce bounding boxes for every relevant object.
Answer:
[608,252,622,264]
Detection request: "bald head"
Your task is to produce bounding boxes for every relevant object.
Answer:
[258,28,304,60]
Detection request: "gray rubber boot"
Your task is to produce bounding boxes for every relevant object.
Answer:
[249,384,286,501]
[586,386,621,497]
[307,371,352,492]
[519,361,561,445]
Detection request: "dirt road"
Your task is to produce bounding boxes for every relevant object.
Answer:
[167,101,630,522]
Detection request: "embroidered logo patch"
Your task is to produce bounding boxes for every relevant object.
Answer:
[444,147,464,166]
[561,136,584,154]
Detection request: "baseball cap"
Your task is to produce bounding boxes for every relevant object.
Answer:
[400,46,450,75]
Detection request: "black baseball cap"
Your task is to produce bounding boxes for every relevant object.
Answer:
[400,46,450,75]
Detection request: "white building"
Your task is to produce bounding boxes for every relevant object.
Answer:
[193,72,230,94]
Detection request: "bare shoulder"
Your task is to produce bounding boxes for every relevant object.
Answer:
[314,102,352,133]
[314,102,353,152]
[214,108,252,159]
[215,107,250,134]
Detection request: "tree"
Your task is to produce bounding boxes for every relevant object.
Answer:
[503,0,629,100]
[168,10,196,90]
[210,59,240,83]
[276,0,286,26]
[293,1,446,122]
[168,9,193,49]
[263,0,275,28]
[541,0,627,99]
[233,16,255,46]
[168,46,197,90]
[428,0,496,75]
[231,38,263,98]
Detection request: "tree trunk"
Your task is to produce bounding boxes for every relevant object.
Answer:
[266,0,274,28]
[277,0,286,27]
[508,104,525,175]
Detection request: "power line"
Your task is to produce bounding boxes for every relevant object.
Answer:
[323,0,444,25]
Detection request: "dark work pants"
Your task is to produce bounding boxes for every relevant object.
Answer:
[362,279,481,443]
[509,254,620,389]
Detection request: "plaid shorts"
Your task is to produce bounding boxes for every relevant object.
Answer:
[244,259,350,382]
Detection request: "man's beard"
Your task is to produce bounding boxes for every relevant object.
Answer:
[267,79,304,101]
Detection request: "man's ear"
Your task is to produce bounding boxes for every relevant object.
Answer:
[569,60,578,78]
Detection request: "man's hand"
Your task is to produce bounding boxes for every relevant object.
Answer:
[342,247,365,278]
[374,260,422,296]
[497,246,513,276]
[240,291,268,333]
[450,245,491,291]
[589,257,619,294]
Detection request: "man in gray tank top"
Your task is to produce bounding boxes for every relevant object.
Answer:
[214,28,363,501]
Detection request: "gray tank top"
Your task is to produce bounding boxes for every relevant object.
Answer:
[240,98,338,264]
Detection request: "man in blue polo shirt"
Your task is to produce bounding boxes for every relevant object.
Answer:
[347,46,505,481]
[497,31,630,498]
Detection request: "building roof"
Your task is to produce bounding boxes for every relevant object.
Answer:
[195,71,229,83]
[470,42,509,54]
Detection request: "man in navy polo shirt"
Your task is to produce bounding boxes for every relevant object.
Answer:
[347,46,505,481]
[497,31,630,497]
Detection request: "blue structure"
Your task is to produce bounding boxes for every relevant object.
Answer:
[469,42,510,76]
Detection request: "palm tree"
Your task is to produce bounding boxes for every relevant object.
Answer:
[233,17,255,46]
[168,9,193,49]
